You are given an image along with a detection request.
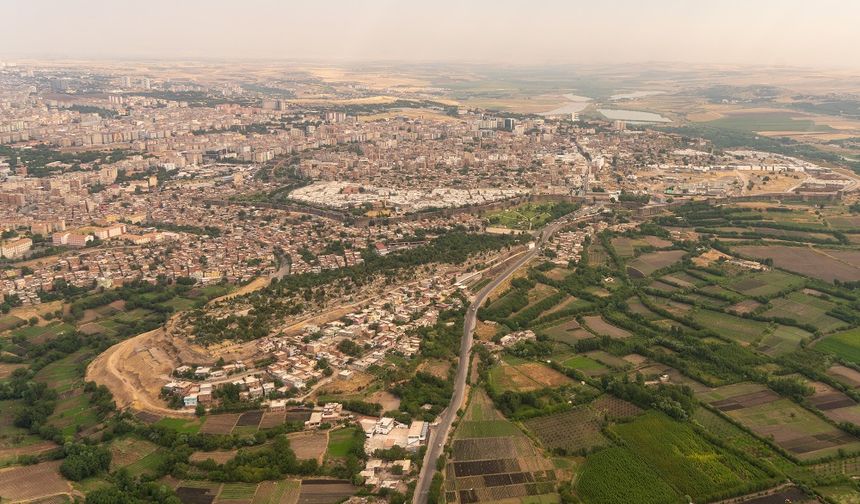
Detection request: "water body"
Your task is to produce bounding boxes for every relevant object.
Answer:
[610,90,666,101]
[541,93,592,116]
[598,109,671,123]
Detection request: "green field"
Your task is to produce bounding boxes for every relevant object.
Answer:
[219,482,259,500]
[326,426,362,458]
[562,355,608,375]
[816,328,860,365]
[9,321,75,342]
[33,349,91,393]
[724,270,805,298]
[486,202,570,230]
[763,292,845,333]
[577,446,680,504]
[154,417,202,434]
[689,309,769,343]
[612,412,770,501]
[49,392,100,436]
[125,451,167,477]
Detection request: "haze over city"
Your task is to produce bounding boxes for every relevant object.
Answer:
[2,3,860,504]
[4,0,860,68]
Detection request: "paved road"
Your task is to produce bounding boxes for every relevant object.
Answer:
[412,209,597,503]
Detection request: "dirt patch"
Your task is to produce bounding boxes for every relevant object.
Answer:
[298,479,356,504]
[313,371,374,397]
[189,450,237,464]
[0,363,25,379]
[728,299,762,315]
[418,359,452,380]
[288,431,328,463]
[237,410,264,428]
[828,365,860,389]
[260,411,287,429]
[516,362,572,388]
[474,320,499,342]
[366,390,400,412]
[200,413,240,435]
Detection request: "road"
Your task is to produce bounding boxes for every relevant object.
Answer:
[412,208,596,504]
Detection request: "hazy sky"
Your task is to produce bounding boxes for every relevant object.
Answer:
[3,0,859,68]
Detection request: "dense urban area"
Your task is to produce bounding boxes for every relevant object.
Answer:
[1,59,860,504]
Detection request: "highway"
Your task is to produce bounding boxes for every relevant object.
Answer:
[412,207,598,504]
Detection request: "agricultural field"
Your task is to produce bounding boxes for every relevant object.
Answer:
[704,111,832,133]
[447,390,559,504]
[489,358,573,393]
[581,315,631,339]
[562,355,609,377]
[816,328,860,365]
[251,479,300,504]
[611,412,772,502]
[326,426,362,458]
[524,407,608,454]
[626,250,686,277]
[540,319,593,345]
[724,270,806,298]
[297,479,356,504]
[0,460,71,502]
[807,381,860,426]
[734,245,860,283]
[688,308,809,355]
[200,413,241,435]
[287,431,328,463]
[610,236,671,258]
[699,383,860,461]
[827,365,860,390]
[576,446,680,504]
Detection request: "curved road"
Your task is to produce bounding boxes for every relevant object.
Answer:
[412,209,595,503]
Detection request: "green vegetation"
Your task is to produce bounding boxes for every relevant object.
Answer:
[486,201,580,230]
[576,447,680,504]
[326,426,364,458]
[612,412,772,501]
[816,328,860,365]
